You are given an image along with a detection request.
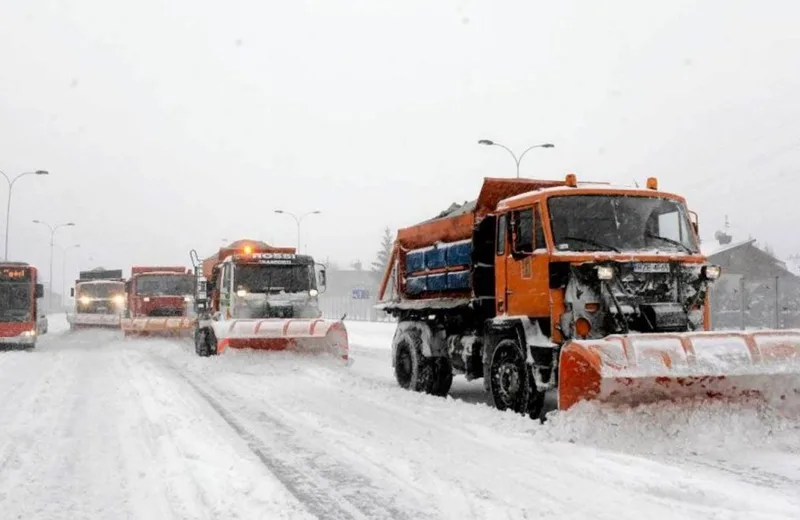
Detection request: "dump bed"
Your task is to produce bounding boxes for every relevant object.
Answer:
[390,178,565,302]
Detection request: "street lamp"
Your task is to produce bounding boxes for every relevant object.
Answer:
[478,140,554,178]
[274,210,321,252]
[32,220,75,311]
[55,243,80,308]
[0,169,49,260]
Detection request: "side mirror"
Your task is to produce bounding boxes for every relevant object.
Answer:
[70,287,75,297]
[315,264,327,293]
[35,284,44,299]
[689,210,699,236]
[125,280,132,293]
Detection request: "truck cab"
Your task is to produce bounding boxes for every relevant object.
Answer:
[67,269,126,329]
[209,251,326,320]
[125,266,194,318]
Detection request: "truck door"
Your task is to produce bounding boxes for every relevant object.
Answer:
[494,213,510,315]
[219,262,233,318]
[505,204,550,317]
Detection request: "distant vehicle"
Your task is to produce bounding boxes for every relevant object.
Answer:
[191,240,348,360]
[120,265,195,337]
[0,261,45,348]
[66,268,126,330]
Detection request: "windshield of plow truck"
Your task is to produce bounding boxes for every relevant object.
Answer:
[548,194,698,253]
[234,264,313,294]
[77,282,125,298]
[136,275,194,296]
[0,283,32,321]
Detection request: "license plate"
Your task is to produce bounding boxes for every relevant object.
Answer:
[97,306,107,312]
[633,262,670,273]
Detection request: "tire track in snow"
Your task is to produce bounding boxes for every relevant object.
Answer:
[159,359,427,520]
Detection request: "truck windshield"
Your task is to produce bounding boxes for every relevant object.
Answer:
[0,283,31,321]
[77,282,125,299]
[235,264,312,294]
[548,195,698,253]
[136,275,194,296]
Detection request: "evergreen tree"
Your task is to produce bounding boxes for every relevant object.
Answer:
[371,227,394,282]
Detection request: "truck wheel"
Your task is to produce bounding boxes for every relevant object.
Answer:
[393,327,436,394]
[195,328,217,357]
[489,338,544,419]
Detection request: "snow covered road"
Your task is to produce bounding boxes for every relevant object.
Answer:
[1,316,799,519]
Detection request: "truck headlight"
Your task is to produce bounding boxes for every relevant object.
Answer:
[184,296,192,302]
[309,289,319,297]
[596,266,614,280]
[79,296,92,305]
[236,289,247,297]
[20,329,36,337]
[112,294,126,306]
[702,265,721,280]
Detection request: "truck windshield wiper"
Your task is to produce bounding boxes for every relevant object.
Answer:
[560,236,621,253]
[646,233,693,253]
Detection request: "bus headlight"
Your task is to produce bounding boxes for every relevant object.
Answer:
[20,329,36,337]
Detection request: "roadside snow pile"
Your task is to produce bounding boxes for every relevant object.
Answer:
[536,398,800,456]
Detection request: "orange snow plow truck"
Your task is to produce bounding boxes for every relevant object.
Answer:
[120,266,195,337]
[377,174,800,418]
[189,240,348,361]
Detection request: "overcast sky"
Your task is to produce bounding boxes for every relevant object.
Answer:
[2,0,799,289]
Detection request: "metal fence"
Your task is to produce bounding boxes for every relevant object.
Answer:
[710,274,800,330]
[318,296,395,322]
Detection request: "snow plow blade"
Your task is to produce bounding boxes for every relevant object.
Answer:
[121,317,195,338]
[66,313,121,329]
[215,318,349,361]
[558,330,800,410]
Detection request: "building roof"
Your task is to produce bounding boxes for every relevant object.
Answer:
[701,238,756,258]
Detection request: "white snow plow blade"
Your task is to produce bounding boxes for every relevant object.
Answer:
[210,318,349,361]
[559,330,800,410]
[66,313,121,329]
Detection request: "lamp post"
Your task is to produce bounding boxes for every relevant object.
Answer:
[0,169,49,260]
[477,140,554,178]
[32,220,75,311]
[55,243,81,308]
[274,210,321,253]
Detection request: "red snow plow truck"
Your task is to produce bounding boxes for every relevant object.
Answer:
[377,174,800,418]
[120,266,195,337]
[190,240,348,361]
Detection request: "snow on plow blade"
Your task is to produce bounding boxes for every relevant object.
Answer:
[67,313,121,329]
[121,317,195,338]
[558,330,800,410]
[215,318,349,361]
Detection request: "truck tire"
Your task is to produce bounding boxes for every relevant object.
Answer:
[489,338,544,419]
[195,327,217,357]
[393,326,437,394]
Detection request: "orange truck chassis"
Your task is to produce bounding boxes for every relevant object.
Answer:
[377,174,800,418]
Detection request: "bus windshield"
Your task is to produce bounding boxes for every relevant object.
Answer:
[0,282,32,321]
